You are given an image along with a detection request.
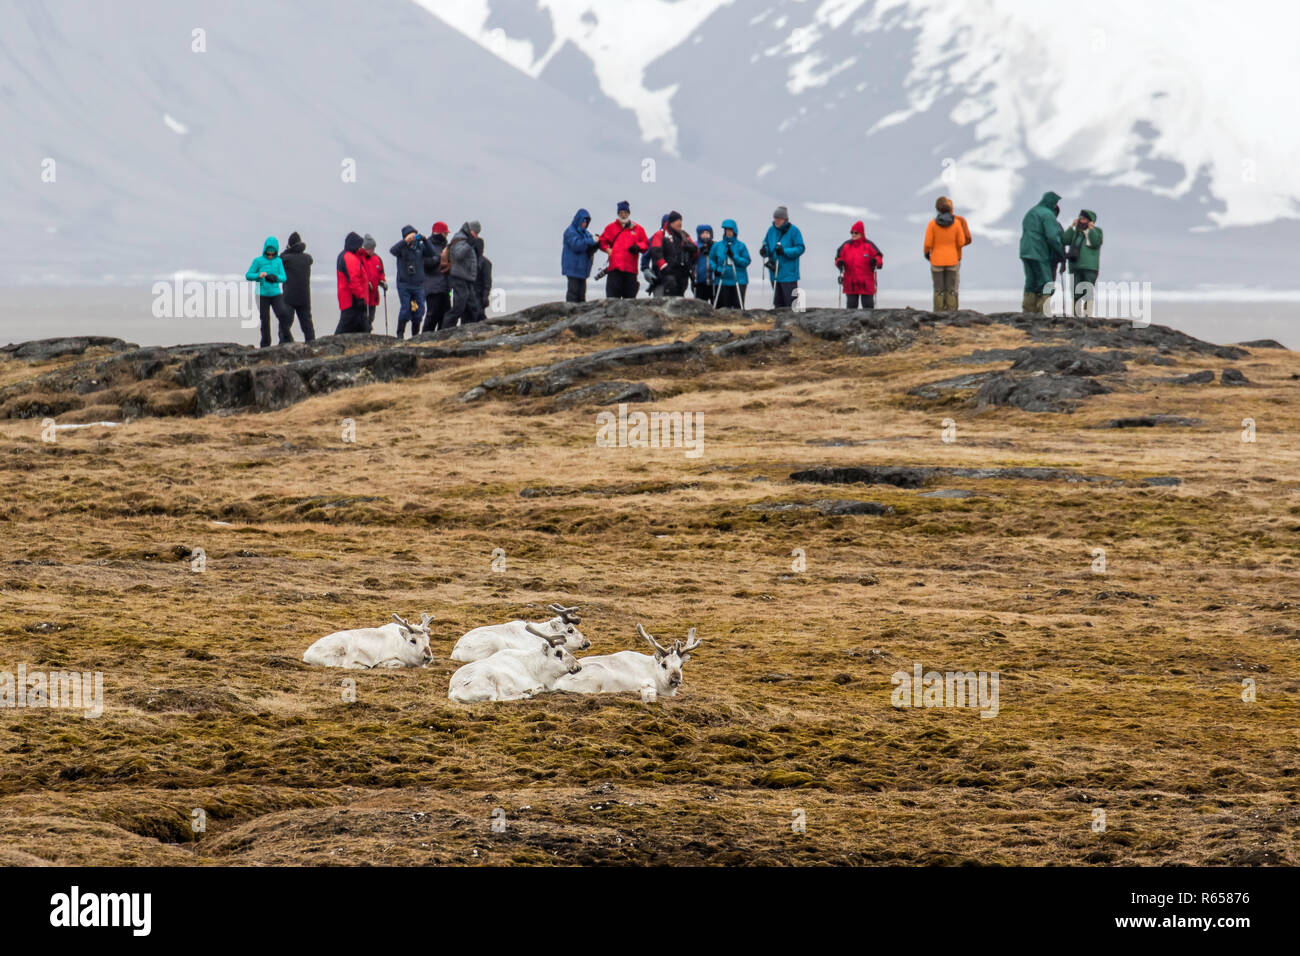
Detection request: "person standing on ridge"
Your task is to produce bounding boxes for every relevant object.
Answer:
[692,224,715,303]
[424,222,451,331]
[759,206,805,308]
[922,197,971,312]
[280,231,315,342]
[709,219,750,309]
[835,221,884,310]
[598,201,649,299]
[562,208,599,303]
[649,212,698,297]
[1061,209,1103,316]
[245,235,293,347]
[1019,190,1064,313]
[445,221,481,328]
[389,225,434,338]
[358,234,387,333]
[334,231,369,334]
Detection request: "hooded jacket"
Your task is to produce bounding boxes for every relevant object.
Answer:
[650,223,698,275]
[1061,211,1103,272]
[280,239,313,307]
[836,222,884,295]
[336,232,367,310]
[246,236,287,297]
[694,225,714,286]
[759,221,805,282]
[597,217,650,273]
[1019,191,1065,264]
[448,223,479,282]
[923,209,972,268]
[708,220,751,287]
[357,248,386,306]
[562,208,599,278]
[389,225,435,290]
[423,233,450,295]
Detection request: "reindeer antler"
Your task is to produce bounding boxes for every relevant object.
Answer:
[636,623,670,655]
[526,622,563,646]
[547,603,582,624]
[679,627,701,654]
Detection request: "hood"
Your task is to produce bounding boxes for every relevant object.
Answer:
[262,235,279,256]
[401,225,416,239]
[1080,209,1097,223]
[285,241,305,255]
[457,222,475,238]
[571,208,591,230]
[343,231,363,254]
[720,218,739,236]
[1038,191,1062,209]
[696,224,714,239]
[934,212,955,227]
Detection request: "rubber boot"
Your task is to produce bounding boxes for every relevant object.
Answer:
[1021,292,1037,313]
[933,292,945,313]
[946,292,959,311]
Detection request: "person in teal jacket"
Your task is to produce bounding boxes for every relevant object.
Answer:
[246,236,293,347]
[1018,191,1064,313]
[708,219,751,309]
[1061,208,1103,316]
[759,205,805,308]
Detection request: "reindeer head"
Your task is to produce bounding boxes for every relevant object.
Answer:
[526,604,590,651]
[637,624,701,695]
[529,626,583,674]
[392,612,435,666]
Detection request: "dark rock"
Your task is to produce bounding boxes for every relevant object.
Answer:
[1161,370,1215,385]
[553,381,654,408]
[918,489,977,498]
[975,373,1109,412]
[1139,476,1182,487]
[3,337,134,361]
[1095,415,1202,428]
[474,340,700,398]
[195,365,310,415]
[711,328,791,357]
[1007,346,1127,376]
[1220,368,1249,385]
[908,371,999,400]
[845,327,916,356]
[748,498,894,516]
[792,465,1107,487]
[957,348,1031,364]
[1237,339,1286,349]
[289,349,419,395]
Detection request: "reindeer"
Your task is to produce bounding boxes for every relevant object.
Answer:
[554,624,701,697]
[449,604,590,662]
[303,613,434,669]
[447,628,582,702]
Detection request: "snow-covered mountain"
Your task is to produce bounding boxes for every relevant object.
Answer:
[2,0,1295,295]
[416,0,1300,290]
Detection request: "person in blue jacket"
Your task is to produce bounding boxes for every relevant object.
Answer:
[758,205,805,308]
[561,208,599,302]
[245,235,293,348]
[708,219,751,309]
[692,224,715,303]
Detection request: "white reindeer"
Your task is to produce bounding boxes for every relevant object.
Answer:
[447,630,582,702]
[303,613,434,669]
[450,604,590,662]
[554,624,701,697]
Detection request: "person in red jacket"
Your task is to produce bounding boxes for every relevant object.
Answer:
[834,221,884,309]
[597,200,649,299]
[649,211,698,297]
[357,234,388,332]
[334,232,369,334]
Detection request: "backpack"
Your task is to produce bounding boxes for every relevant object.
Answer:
[439,240,456,274]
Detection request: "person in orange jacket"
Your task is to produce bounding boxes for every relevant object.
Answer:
[923,196,972,312]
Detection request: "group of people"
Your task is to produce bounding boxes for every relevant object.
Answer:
[245,221,492,347]
[243,193,1103,349]
[561,193,1102,315]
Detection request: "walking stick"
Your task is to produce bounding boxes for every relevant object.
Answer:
[382,287,389,335]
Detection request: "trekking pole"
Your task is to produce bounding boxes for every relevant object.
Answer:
[383,288,389,335]
[837,270,843,309]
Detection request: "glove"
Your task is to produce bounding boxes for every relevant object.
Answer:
[924,251,930,260]
[775,243,784,256]
[379,280,388,291]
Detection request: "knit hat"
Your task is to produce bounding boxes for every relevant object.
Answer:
[851,220,865,236]
[773,205,789,220]
[362,233,376,251]
[467,220,482,235]
[400,225,416,238]
[935,196,953,213]
[617,200,631,213]
[666,210,682,227]
[432,221,449,235]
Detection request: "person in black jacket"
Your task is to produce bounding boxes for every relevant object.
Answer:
[280,231,315,341]
[476,254,493,318]
[422,222,451,332]
[389,225,434,338]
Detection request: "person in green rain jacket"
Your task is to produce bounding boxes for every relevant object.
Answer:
[246,236,294,347]
[1018,191,1064,313]
[1061,209,1103,316]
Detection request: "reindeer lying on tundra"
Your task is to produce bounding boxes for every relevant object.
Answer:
[554,624,701,697]
[450,604,590,662]
[303,614,434,669]
[447,629,582,702]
